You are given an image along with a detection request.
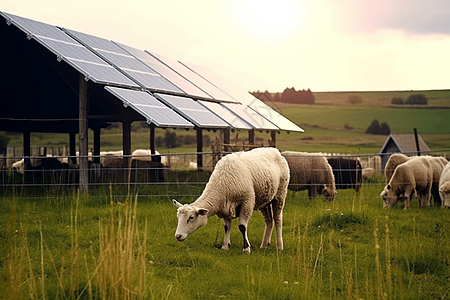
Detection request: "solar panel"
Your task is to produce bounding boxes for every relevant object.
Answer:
[62,28,184,94]
[104,87,194,128]
[198,101,253,130]
[245,97,304,132]
[222,103,279,131]
[180,62,304,132]
[154,93,230,129]
[0,12,139,88]
[146,51,238,103]
[112,41,214,101]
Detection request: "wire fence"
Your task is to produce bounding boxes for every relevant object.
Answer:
[1,149,449,202]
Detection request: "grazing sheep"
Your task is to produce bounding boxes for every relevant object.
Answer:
[362,167,376,180]
[326,157,362,192]
[12,159,24,173]
[439,162,450,207]
[380,156,433,209]
[428,156,447,206]
[172,147,290,254]
[281,151,336,200]
[384,153,410,183]
[385,154,447,205]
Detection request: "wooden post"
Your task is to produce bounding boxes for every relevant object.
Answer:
[196,128,203,170]
[122,120,132,175]
[150,124,156,158]
[223,128,230,152]
[248,129,255,145]
[23,131,31,171]
[414,128,421,156]
[79,74,89,192]
[270,131,277,147]
[93,126,101,164]
[69,132,76,165]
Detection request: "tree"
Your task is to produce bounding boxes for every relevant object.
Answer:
[347,95,363,104]
[164,131,180,148]
[391,97,404,105]
[380,122,391,135]
[405,94,428,105]
[366,119,390,135]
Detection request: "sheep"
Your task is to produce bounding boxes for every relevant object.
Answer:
[172,147,290,254]
[362,167,376,179]
[12,159,24,173]
[380,156,433,209]
[281,151,336,201]
[384,153,410,183]
[385,154,447,205]
[439,162,450,207]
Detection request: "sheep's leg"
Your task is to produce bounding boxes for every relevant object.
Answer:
[222,218,232,250]
[238,205,253,254]
[272,199,284,250]
[259,203,274,248]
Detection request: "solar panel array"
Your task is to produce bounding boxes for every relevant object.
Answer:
[62,28,184,94]
[155,93,229,129]
[113,41,213,101]
[105,87,193,128]
[1,11,303,133]
[180,62,304,133]
[199,101,253,130]
[147,51,237,103]
[0,12,138,88]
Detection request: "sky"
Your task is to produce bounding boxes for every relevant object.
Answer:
[2,0,450,94]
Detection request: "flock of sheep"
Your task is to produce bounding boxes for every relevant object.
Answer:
[172,148,450,254]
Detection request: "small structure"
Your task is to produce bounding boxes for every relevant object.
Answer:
[379,133,430,170]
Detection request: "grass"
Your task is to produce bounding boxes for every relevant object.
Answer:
[2,182,450,299]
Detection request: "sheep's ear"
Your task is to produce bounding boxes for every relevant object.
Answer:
[198,208,208,216]
[172,199,183,208]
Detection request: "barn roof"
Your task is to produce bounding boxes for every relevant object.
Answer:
[0,11,303,133]
[379,133,430,155]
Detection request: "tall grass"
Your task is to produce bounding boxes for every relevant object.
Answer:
[2,184,450,299]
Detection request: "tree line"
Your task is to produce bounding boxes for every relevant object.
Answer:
[251,87,315,104]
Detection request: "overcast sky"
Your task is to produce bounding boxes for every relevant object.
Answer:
[2,0,449,93]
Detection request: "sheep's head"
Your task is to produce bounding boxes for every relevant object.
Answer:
[323,185,337,201]
[439,182,450,207]
[172,199,208,241]
[380,184,404,208]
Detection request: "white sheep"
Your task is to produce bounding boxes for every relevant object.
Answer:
[439,162,450,207]
[172,147,290,254]
[12,159,24,173]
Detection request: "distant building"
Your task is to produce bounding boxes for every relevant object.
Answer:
[379,133,430,170]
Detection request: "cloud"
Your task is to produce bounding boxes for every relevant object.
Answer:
[328,0,450,35]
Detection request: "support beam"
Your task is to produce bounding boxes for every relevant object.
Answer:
[122,120,132,169]
[23,131,31,171]
[196,128,203,170]
[79,74,89,192]
[150,124,156,160]
[270,131,277,147]
[414,128,421,156]
[93,126,101,164]
[69,132,76,165]
[223,128,230,153]
[248,129,255,145]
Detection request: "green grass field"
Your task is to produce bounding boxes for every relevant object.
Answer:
[2,183,450,299]
[2,90,450,298]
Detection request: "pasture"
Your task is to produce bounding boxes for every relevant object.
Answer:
[2,182,450,299]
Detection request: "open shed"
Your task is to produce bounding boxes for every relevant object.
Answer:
[0,11,303,191]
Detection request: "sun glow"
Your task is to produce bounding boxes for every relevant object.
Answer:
[230,0,305,43]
